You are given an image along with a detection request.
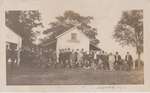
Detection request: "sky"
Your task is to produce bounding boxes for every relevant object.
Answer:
[3,0,147,59]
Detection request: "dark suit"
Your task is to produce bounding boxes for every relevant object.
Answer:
[125,54,133,70]
[114,54,122,70]
[114,54,121,65]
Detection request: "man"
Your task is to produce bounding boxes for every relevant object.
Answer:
[114,52,122,70]
[93,51,98,65]
[7,47,16,72]
[108,52,115,71]
[125,52,133,71]
[74,49,78,68]
[52,51,57,68]
[58,49,63,66]
[11,48,18,70]
[61,49,65,68]
[100,51,108,70]
[67,48,72,68]
[63,48,67,68]
[65,48,70,68]
[77,49,83,67]
[89,51,94,69]
[104,52,109,70]
[97,51,103,70]
[83,51,90,69]
[70,50,76,68]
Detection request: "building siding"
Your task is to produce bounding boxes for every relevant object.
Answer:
[56,28,89,56]
[5,27,22,49]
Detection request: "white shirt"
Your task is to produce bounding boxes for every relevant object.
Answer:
[109,55,115,62]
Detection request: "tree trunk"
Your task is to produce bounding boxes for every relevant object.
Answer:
[137,52,141,70]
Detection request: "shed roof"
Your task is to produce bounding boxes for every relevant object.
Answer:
[5,25,22,38]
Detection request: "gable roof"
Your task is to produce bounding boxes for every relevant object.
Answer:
[56,25,89,40]
[41,24,101,50]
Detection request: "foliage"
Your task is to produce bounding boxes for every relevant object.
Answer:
[113,10,143,56]
[43,10,99,45]
[5,10,43,46]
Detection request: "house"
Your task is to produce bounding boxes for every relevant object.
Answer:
[5,26,22,66]
[56,26,90,55]
[42,26,101,58]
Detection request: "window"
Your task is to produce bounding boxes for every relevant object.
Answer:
[71,33,77,40]
[6,42,17,50]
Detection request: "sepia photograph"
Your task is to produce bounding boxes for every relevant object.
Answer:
[0,0,150,93]
[1,0,150,92]
[5,10,144,85]
[0,0,150,92]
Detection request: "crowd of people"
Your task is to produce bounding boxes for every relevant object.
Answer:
[6,46,142,71]
[48,48,135,71]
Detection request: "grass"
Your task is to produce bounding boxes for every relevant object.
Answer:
[7,67,144,85]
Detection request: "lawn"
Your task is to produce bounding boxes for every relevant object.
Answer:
[7,67,144,85]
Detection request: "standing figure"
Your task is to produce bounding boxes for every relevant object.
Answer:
[89,51,94,67]
[58,49,63,67]
[114,52,122,70]
[80,49,85,67]
[97,51,103,70]
[104,52,109,70]
[61,49,65,68]
[52,51,57,68]
[94,51,98,65]
[108,53,115,71]
[91,51,97,70]
[70,50,76,68]
[67,48,72,68]
[125,52,133,71]
[83,51,90,69]
[74,49,78,68]
[10,48,17,71]
[64,48,68,68]
[77,50,83,67]
[65,48,70,68]
[101,51,108,70]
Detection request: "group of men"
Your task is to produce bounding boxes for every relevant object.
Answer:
[50,48,133,71]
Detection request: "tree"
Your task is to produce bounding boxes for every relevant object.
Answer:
[43,10,99,45]
[113,10,143,62]
[5,10,43,47]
